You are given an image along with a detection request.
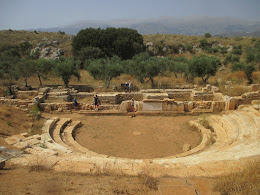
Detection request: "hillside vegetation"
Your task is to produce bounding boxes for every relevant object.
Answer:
[0,30,258,59]
[0,30,73,57]
[0,30,259,94]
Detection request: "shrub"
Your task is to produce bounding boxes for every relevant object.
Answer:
[204,33,212,38]
[30,104,41,120]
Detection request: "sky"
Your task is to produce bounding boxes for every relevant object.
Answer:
[0,0,260,30]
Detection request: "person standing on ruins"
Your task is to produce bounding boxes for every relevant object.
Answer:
[94,95,99,111]
[129,80,132,93]
[131,98,136,117]
[73,98,78,109]
[124,81,128,92]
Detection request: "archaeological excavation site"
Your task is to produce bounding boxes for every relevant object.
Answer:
[1,83,260,178]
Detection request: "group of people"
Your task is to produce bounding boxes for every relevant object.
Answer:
[124,80,132,93]
[73,95,135,116]
[73,95,100,111]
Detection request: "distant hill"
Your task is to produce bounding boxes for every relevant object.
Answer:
[1,30,257,60]
[31,16,260,36]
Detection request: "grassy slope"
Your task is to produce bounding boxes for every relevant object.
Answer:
[0,30,258,58]
[0,30,259,92]
[0,30,73,56]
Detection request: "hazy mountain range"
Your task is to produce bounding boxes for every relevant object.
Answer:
[32,16,260,36]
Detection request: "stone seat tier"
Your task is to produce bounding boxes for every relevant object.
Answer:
[61,120,108,158]
[52,118,72,149]
[41,117,72,154]
[8,105,260,178]
[233,111,257,141]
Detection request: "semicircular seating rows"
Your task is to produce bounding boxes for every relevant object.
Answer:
[8,105,260,177]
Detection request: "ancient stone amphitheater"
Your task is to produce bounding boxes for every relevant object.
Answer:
[1,84,260,177]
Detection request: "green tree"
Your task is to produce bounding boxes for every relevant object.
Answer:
[231,62,255,84]
[166,56,188,78]
[232,45,243,56]
[20,41,32,57]
[224,54,240,65]
[185,44,193,53]
[126,53,165,87]
[204,33,212,38]
[144,57,165,88]
[54,57,80,87]
[0,48,20,95]
[128,52,151,83]
[200,38,211,50]
[188,55,221,83]
[245,40,260,69]
[35,58,54,86]
[74,46,103,67]
[72,27,144,61]
[219,47,228,56]
[87,56,122,88]
[16,59,35,87]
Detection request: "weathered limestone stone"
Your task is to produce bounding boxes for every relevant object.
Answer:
[183,144,191,152]
[4,135,25,145]
[211,86,220,93]
[13,142,30,150]
[212,101,225,112]
[0,158,6,169]
[166,89,192,101]
[143,93,168,100]
[242,91,260,104]
[251,84,259,91]
[252,100,260,105]
[143,100,163,111]
[227,97,243,110]
[206,84,212,91]
[191,91,214,101]
[184,101,194,112]
[44,105,51,113]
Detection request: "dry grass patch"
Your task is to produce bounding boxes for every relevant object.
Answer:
[214,160,260,195]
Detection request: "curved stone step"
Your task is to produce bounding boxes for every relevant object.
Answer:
[41,117,72,154]
[232,111,256,141]
[62,121,106,157]
[52,118,71,149]
[62,121,85,153]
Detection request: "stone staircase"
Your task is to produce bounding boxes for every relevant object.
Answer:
[4,105,260,178]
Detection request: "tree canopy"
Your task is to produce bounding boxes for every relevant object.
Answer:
[188,55,221,83]
[72,27,144,62]
[54,57,80,87]
[87,56,123,88]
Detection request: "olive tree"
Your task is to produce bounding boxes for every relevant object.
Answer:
[87,56,123,88]
[35,58,54,86]
[54,57,80,87]
[16,59,35,87]
[188,55,221,83]
[231,62,255,84]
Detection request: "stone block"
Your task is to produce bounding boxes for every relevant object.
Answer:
[183,144,191,152]
[13,142,30,150]
[143,101,163,111]
[4,135,25,145]
[120,101,129,111]
[252,100,260,105]
[184,101,194,112]
[251,84,259,91]
[44,105,51,113]
[143,93,168,100]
